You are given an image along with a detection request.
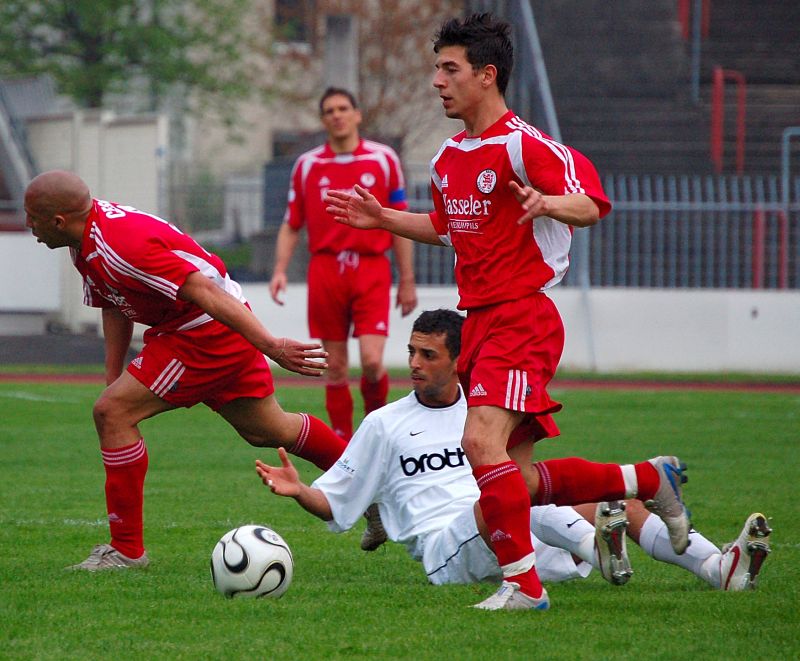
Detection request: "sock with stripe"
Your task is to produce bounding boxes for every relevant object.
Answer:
[360,373,389,415]
[289,413,347,470]
[325,383,354,441]
[533,457,659,505]
[102,438,148,559]
[474,461,543,598]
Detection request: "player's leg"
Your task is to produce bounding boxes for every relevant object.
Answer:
[625,500,771,590]
[321,339,354,441]
[352,255,391,417]
[72,372,175,570]
[465,406,549,610]
[357,334,388,414]
[217,394,346,471]
[308,254,354,441]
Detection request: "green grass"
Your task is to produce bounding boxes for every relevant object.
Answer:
[1,382,798,660]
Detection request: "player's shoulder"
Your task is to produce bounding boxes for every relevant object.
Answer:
[293,144,328,166]
[361,139,399,157]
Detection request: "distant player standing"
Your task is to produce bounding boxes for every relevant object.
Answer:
[270,87,417,442]
[327,14,692,610]
[24,170,347,571]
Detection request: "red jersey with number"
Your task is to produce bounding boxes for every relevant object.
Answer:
[429,110,611,310]
[284,139,408,255]
[71,199,245,337]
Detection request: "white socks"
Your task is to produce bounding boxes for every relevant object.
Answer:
[530,504,597,566]
[639,514,722,587]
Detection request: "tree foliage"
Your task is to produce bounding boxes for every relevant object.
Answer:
[0,0,253,119]
[251,0,462,155]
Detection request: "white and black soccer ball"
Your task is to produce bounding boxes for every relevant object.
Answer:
[210,525,294,598]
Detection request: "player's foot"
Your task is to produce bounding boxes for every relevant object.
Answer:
[594,500,633,586]
[644,456,691,555]
[360,503,388,551]
[472,582,550,611]
[68,544,149,571]
[719,513,772,591]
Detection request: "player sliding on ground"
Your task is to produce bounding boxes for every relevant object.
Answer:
[256,310,772,593]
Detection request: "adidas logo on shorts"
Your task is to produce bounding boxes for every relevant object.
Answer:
[131,356,143,369]
[469,383,487,397]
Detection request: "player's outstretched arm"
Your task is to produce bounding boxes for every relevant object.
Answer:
[178,272,328,377]
[326,184,444,246]
[256,448,333,521]
[509,181,600,228]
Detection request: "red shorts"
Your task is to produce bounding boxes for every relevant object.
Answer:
[129,320,274,411]
[307,252,391,341]
[458,294,564,442]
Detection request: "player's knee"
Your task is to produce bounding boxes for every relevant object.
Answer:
[92,394,121,433]
[360,357,383,381]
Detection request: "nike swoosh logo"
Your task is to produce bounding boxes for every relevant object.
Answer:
[566,519,583,529]
[410,431,425,436]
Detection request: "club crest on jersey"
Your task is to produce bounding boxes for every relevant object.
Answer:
[476,169,497,194]
[360,172,376,188]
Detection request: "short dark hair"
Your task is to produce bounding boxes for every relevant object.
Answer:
[412,309,464,359]
[433,13,514,96]
[319,87,359,114]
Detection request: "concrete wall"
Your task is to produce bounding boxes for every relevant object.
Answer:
[240,284,800,374]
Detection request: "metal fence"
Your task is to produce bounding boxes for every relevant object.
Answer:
[408,173,800,290]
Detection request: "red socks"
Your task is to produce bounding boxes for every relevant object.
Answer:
[360,373,388,415]
[533,457,660,505]
[474,461,543,598]
[102,439,148,559]
[289,413,347,470]
[325,383,354,441]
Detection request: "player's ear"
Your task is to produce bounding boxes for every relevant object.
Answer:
[481,64,498,89]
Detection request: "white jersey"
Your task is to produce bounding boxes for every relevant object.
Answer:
[312,389,475,560]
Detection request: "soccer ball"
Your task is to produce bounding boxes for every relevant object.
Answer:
[210,525,294,598]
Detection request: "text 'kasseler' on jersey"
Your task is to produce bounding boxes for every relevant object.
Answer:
[71,199,244,336]
[284,139,408,255]
[312,389,477,561]
[430,110,611,309]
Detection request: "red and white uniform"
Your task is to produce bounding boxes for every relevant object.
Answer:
[285,139,408,339]
[73,199,273,409]
[429,111,611,434]
[430,110,611,309]
[285,139,408,254]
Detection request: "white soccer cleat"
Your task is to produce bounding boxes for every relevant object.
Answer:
[68,544,150,571]
[472,581,550,611]
[719,513,772,591]
[594,501,633,586]
[360,503,388,552]
[644,456,691,555]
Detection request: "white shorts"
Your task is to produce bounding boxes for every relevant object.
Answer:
[422,506,592,585]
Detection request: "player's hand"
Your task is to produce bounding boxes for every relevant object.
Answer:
[396,279,418,317]
[325,184,384,229]
[269,272,287,305]
[267,337,328,377]
[510,181,550,224]
[255,449,300,497]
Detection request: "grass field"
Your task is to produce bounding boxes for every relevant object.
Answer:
[1,380,798,660]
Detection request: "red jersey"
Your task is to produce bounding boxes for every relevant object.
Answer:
[430,110,611,310]
[72,199,244,338]
[284,138,408,255]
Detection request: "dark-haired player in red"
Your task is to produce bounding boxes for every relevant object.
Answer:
[25,169,347,571]
[326,13,691,610]
[270,87,417,443]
